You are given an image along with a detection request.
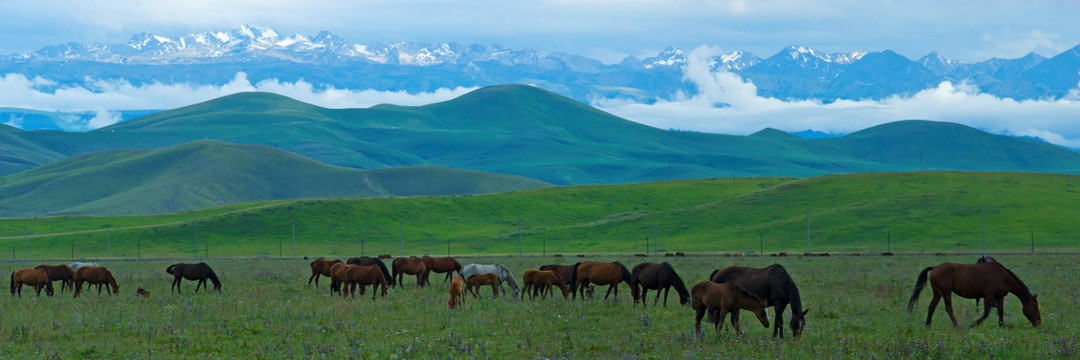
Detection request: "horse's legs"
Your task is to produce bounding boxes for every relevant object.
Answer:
[925,292,941,326]
[659,287,668,307]
[694,307,707,334]
[995,297,1006,326]
[941,293,961,327]
[172,277,182,294]
[773,304,786,338]
[308,272,318,287]
[717,308,731,334]
[974,297,993,327]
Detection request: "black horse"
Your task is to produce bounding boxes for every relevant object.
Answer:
[629,262,689,307]
[710,264,809,338]
[166,262,222,294]
[347,257,395,287]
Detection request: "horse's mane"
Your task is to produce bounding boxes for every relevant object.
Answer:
[991,262,1033,300]
[730,283,766,303]
[770,264,804,312]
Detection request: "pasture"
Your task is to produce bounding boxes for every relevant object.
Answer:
[2,254,1077,359]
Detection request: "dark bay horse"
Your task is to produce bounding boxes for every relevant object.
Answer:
[907,262,1040,327]
[343,264,389,300]
[710,264,809,338]
[630,262,689,307]
[11,268,54,297]
[35,264,75,293]
[308,258,342,287]
[74,266,119,298]
[422,255,462,283]
[166,263,221,294]
[570,261,632,301]
[523,269,569,300]
[690,280,770,335]
[538,263,577,298]
[348,256,396,287]
[392,257,429,288]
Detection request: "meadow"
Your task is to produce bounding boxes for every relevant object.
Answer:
[2,254,1076,359]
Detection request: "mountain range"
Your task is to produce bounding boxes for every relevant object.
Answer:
[3,25,1078,105]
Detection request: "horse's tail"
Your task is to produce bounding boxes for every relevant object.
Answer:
[374,260,395,287]
[708,269,720,282]
[391,260,400,287]
[166,264,176,275]
[9,272,15,295]
[569,263,580,296]
[207,267,222,291]
[907,266,934,312]
[618,262,632,284]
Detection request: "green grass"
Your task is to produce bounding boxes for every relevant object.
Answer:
[1,254,1076,358]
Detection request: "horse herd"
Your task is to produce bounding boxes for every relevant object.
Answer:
[10,254,1041,337]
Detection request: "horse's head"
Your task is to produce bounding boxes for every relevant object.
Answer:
[1023,294,1041,327]
[791,308,810,337]
[753,300,771,328]
[44,281,55,297]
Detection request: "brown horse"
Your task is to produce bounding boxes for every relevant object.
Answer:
[710,264,809,338]
[74,266,119,298]
[308,258,342,287]
[35,264,75,293]
[392,257,429,288]
[690,280,770,335]
[10,268,54,297]
[343,264,389,300]
[328,263,351,296]
[422,255,462,283]
[907,262,1040,327]
[166,263,221,294]
[347,256,396,287]
[538,263,577,298]
[465,272,501,299]
[630,262,690,307]
[449,275,465,309]
[522,269,569,300]
[569,261,632,301]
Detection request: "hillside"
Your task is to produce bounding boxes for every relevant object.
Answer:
[0,140,549,217]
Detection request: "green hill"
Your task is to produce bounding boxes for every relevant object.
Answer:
[0,140,549,217]
[1,171,1076,258]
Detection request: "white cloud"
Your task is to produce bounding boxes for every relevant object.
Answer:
[593,46,1080,149]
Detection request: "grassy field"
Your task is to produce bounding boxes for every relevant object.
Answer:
[2,254,1076,359]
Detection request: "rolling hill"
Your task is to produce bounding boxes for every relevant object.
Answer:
[0,140,549,217]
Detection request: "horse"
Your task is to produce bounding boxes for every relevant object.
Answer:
[422,255,462,283]
[449,275,466,309]
[974,256,999,307]
[10,268,54,297]
[68,262,99,271]
[329,263,351,296]
[347,256,396,287]
[690,280,770,335]
[343,264,389,300]
[630,262,689,307]
[465,272,501,299]
[392,257,429,288]
[308,258,342,287]
[166,263,221,294]
[35,264,75,293]
[537,263,577,298]
[569,261,632,301]
[461,263,520,300]
[74,266,119,298]
[523,269,569,300]
[710,264,809,338]
[907,262,1040,327]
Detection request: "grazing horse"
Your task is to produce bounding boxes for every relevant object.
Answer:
[690,280,770,335]
[422,256,462,283]
[537,263,577,298]
[308,258,342,287]
[974,256,999,307]
[329,263,351,296]
[166,263,221,294]
[449,275,466,309]
[630,262,690,307]
[392,257,430,287]
[347,256,396,287]
[569,261,632,301]
[907,262,1040,327]
[343,264,389,300]
[710,264,809,338]
[10,268,54,297]
[74,266,119,298]
[35,264,76,293]
[461,263,521,300]
[465,272,501,299]
[523,269,569,300]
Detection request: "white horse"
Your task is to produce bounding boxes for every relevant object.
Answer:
[461,263,520,300]
[68,262,100,271]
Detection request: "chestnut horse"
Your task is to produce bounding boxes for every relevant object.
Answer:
[630,262,689,307]
[422,256,462,283]
[523,269,569,300]
[710,264,809,338]
[907,262,1040,327]
[461,263,520,300]
[343,264,389,300]
[347,256,396,287]
[690,280,770,335]
[449,275,465,309]
[392,257,429,287]
[74,266,119,298]
[465,272,501,299]
[166,263,221,294]
[537,263,577,298]
[329,263,351,296]
[308,258,342,287]
[10,268,54,297]
[35,264,75,294]
[569,261,632,301]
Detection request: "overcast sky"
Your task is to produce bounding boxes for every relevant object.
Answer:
[2,1,1080,148]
